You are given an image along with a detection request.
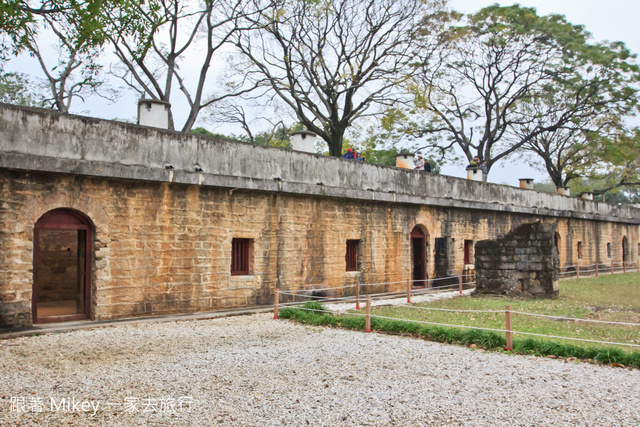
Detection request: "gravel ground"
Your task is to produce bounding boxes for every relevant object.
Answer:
[1,312,639,426]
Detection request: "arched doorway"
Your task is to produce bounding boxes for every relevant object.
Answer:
[622,236,629,264]
[410,226,428,287]
[33,209,92,323]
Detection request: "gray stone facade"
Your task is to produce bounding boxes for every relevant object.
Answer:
[475,222,560,298]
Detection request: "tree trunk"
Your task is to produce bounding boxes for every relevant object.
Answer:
[327,128,345,157]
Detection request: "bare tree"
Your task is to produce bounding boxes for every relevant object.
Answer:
[409,5,640,176]
[204,97,288,145]
[231,0,445,156]
[107,0,263,132]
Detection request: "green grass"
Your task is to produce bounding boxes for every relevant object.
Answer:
[280,273,640,368]
[373,273,640,351]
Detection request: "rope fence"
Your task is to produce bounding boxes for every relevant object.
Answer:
[274,272,475,314]
[559,259,640,279]
[273,262,640,351]
[277,302,640,350]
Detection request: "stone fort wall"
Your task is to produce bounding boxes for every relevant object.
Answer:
[0,104,639,327]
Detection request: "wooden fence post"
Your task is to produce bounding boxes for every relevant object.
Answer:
[355,282,360,310]
[458,272,463,295]
[595,262,599,277]
[637,261,639,273]
[407,278,411,304]
[623,259,626,274]
[611,260,614,275]
[365,296,372,333]
[274,291,279,320]
[576,264,580,279]
[505,305,512,351]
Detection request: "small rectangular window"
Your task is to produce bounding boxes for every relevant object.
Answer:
[464,240,473,265]
[231,238,251,275]
[607,243,612,259]
[577,242,583,260]
[346,240,359,271]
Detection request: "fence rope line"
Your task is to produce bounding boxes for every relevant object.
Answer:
[278,286,476,308]
[287,306,511,335]
[283,307,640,349]
[284,283,360,293]
[361,280,407,287]
[410,286,474,295]
[394,304,502,314]
[282,285,474,300]
[509,311,640,327]
[510,330,640,348]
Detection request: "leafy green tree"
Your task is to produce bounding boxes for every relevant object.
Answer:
[533,180,558,194]
[407,5,640,177]
[0,71,43,105]
[189,126,231,140]
[26,13,107,113]
[0,0,141,61]
[1,1,154,111]
[587,128,640,197]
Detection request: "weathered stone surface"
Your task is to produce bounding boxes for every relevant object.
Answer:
[0,104,638,328]
[475,222,560,298]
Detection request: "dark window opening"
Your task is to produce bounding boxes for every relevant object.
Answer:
[231,238,251,275]
[607,243,612,259]
[622,237,628,262]
[463,240,473,265]
[577,242,583,260]
[346,240,359,271]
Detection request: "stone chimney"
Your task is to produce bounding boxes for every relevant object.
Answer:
[581,192,594,200]
[395,153,415,169]
[556,186,571,196]
[138,99,171,129]
[519,178,534,189]
[290,130,317,153]
[466,165,482,181]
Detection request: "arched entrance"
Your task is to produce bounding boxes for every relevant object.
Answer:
[410,226,428,287]
[622,236,629,264]
[33,209,92,323]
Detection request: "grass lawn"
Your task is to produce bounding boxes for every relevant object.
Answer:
[280,273,640,366]
[373,272,640,351]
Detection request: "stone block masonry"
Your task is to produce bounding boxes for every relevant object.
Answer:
[475,222,559,298]
[0,103,638,328]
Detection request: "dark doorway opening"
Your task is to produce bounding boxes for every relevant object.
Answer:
[622,236,629,263]
[33,209,92,323]
[434,237,448,279]
[411,226,427,287]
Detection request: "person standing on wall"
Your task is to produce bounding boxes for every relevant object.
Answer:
[416,155,425,171]
[344,148,354,159]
